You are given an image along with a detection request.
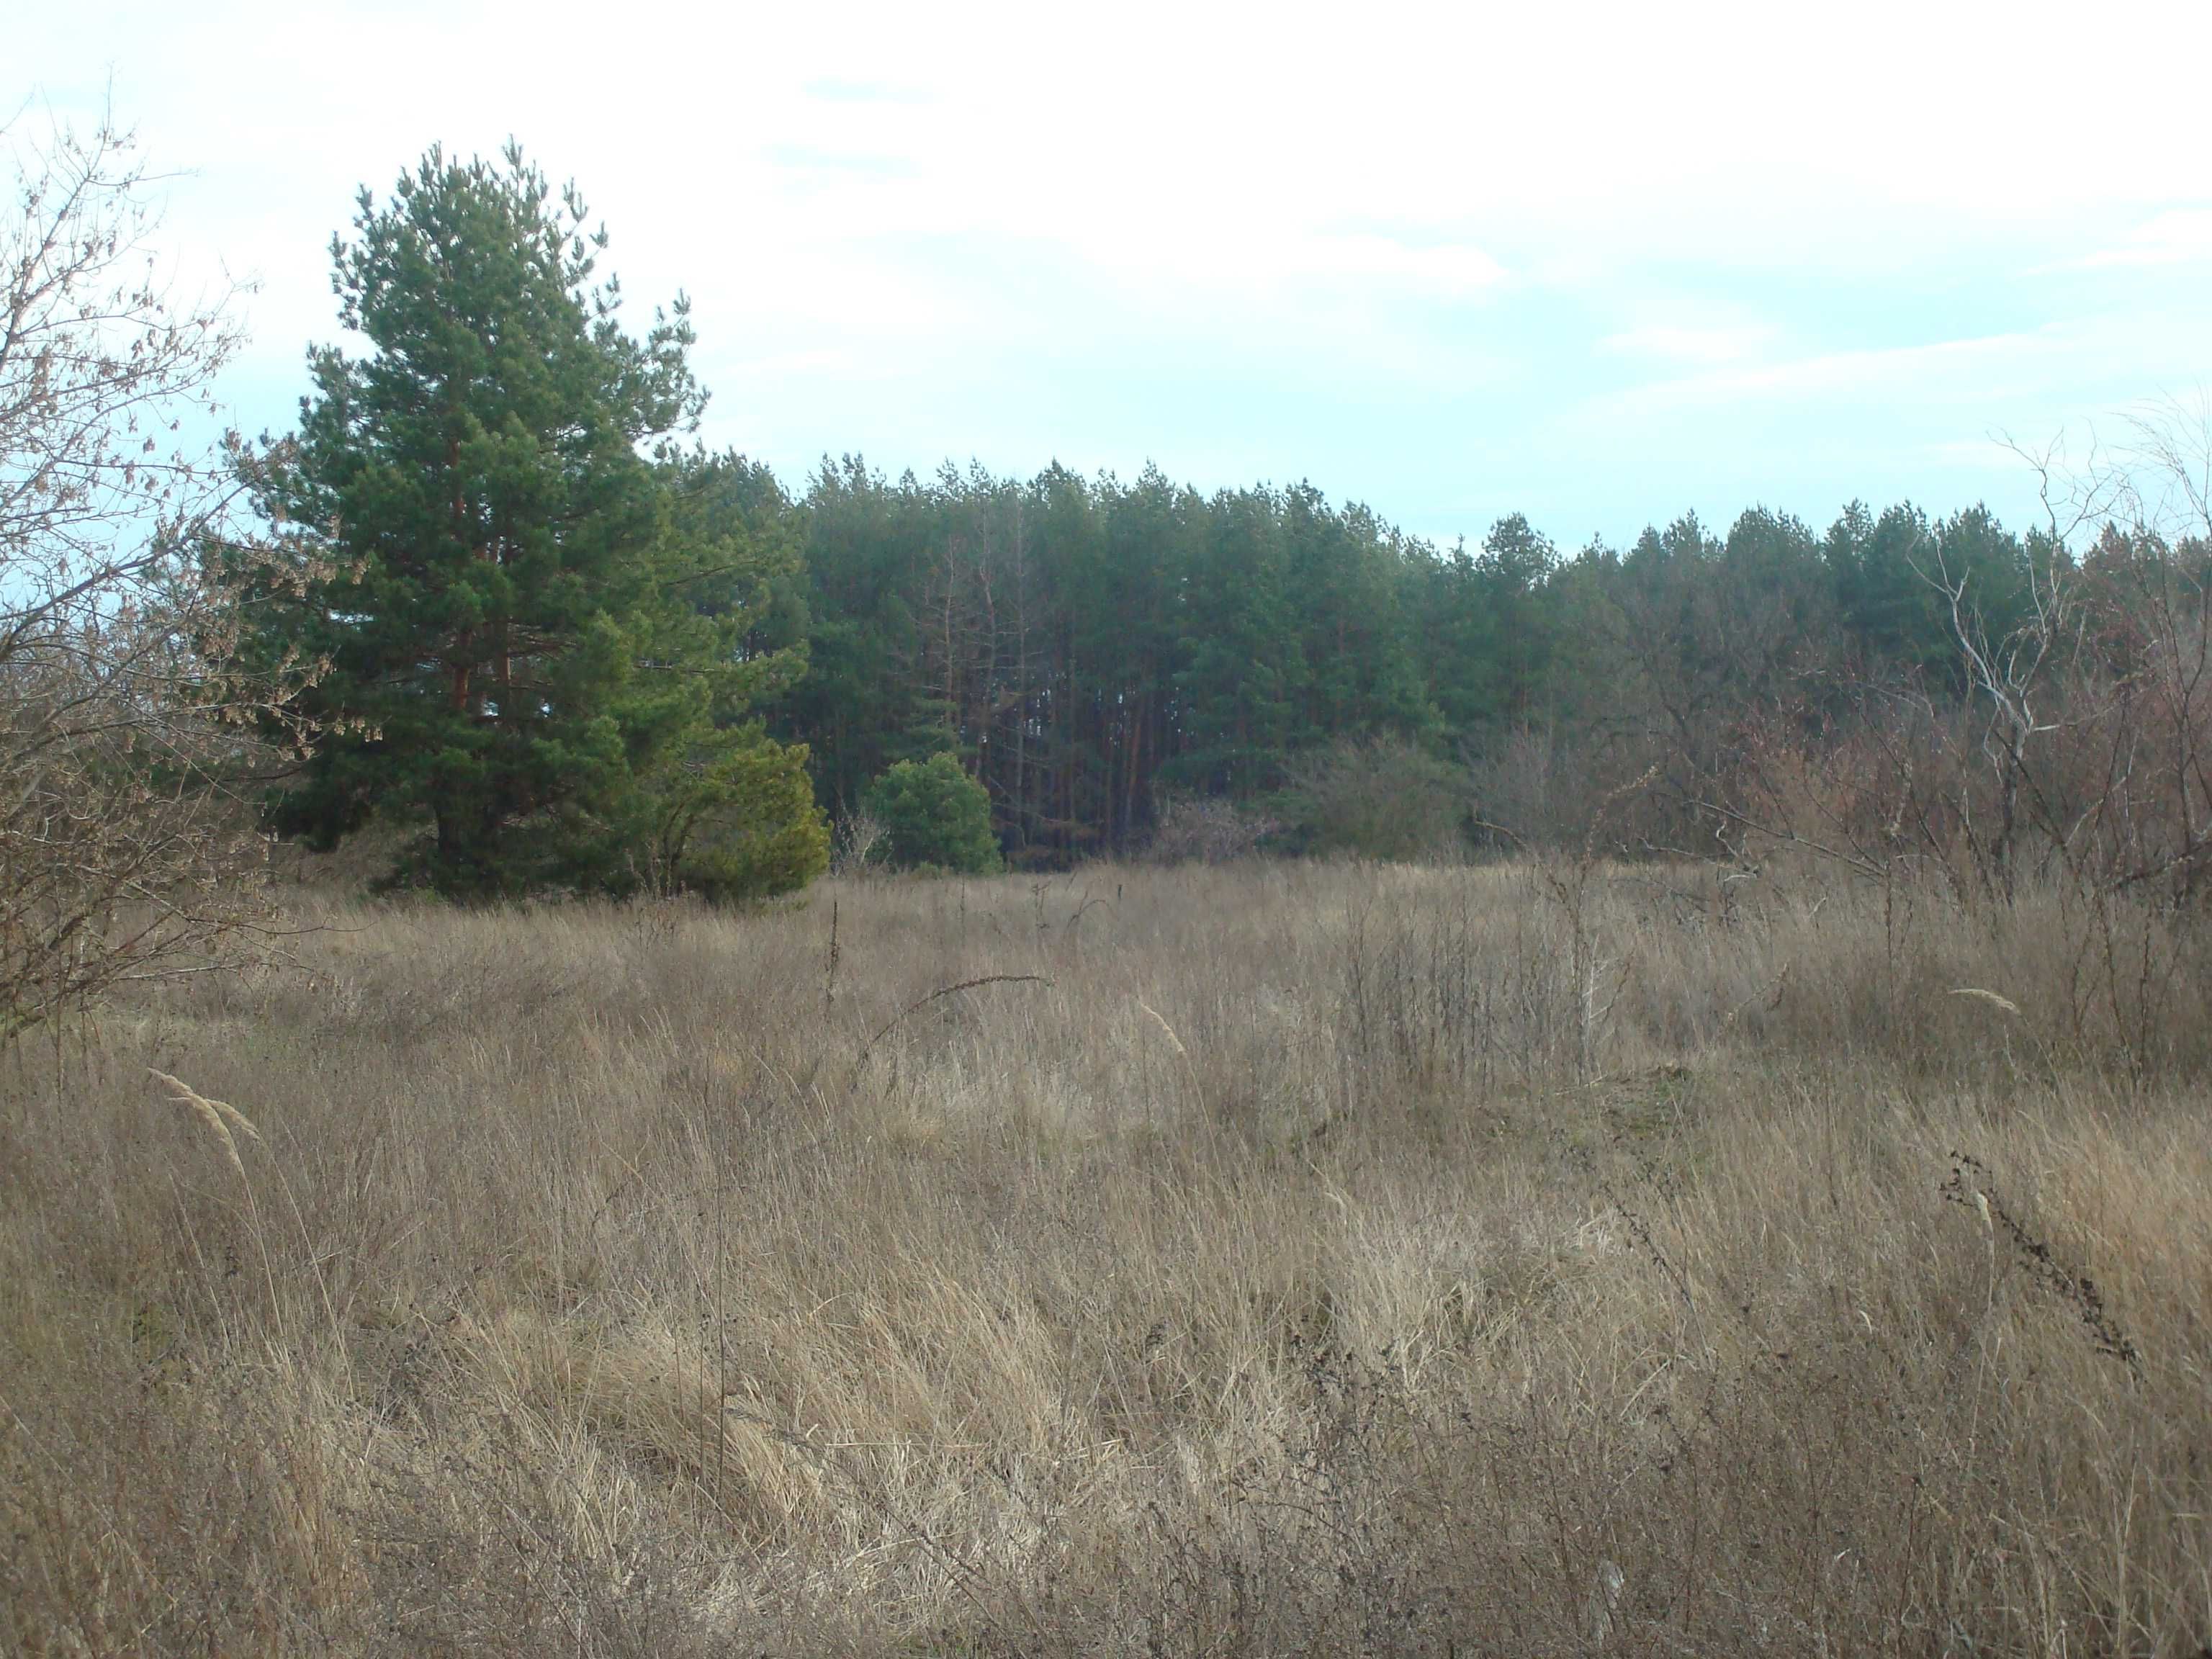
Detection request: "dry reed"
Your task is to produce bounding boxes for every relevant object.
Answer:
[1,858,2207,1655]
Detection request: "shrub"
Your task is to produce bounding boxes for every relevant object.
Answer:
[1277,735,1467,860]
[1144,793,1281,864]
[668,741,831,902]
[1,115,319,1043]
[865,754,1002,873]
[830,810,889,876]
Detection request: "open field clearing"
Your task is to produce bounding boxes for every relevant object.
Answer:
[4,860,2210,1655]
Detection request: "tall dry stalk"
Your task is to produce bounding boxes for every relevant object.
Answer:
[3,864,2208,1653]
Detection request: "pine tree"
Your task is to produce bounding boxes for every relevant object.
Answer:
[866,754,1002,873]
[246,143,823,898]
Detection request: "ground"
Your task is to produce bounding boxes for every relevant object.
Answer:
[2,859,2207,1655]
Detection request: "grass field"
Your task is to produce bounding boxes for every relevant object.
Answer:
[3,858,2209,1655]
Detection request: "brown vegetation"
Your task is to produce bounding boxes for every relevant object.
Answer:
[1,112,320,1046]
[2,858,2209,1655]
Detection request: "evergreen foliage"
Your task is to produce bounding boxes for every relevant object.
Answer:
[866,754,1002,873]
[212,140,2198,884]
[241,145,819,899]
[728,459,2090,864]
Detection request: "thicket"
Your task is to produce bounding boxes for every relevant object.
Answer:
[720,453,2212,905]
[0,114,320,1044]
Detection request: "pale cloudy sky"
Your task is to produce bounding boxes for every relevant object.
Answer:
[16,0,2212,547]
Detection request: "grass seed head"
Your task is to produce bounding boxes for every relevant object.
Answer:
[150,1068,251,1179]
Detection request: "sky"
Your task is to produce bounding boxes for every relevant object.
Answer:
[14,0,2212,551]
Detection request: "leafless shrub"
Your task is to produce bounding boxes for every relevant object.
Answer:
[1278,734,1467,860]
[1144,791,1280,864]
[0,109,319,1045]
[1467,723,1599,850]
[830,809,887,876]
[1617,416,2212,1090]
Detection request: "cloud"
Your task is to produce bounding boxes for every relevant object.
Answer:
[1599,325,1776,366]
[1297,235,1508,300]
[1919,437,2032,473]
[801,78,931,105]
[765,145,916,177]
[1608,328,2063,413]
[2062,209,2212,271]
[16,0,2212,545]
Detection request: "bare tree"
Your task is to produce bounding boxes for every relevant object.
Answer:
[0,108,317,1044]
[1914,514,2075,902]
[1976,405,2212,906]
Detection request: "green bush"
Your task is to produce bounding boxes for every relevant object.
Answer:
[672,741,831,902]
[1276,735,1468,860]
[866,755,1002,873]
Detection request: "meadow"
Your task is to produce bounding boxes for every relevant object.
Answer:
[3,858,2208,1655]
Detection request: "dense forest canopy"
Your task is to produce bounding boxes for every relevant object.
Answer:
[726,452,2206,894]
[104,134,2197,905]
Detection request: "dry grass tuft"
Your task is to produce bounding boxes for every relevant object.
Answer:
[1947,986,2023,1015]
[1135,996,1188,1056]
[3,859,2210,1655]
[149,1066,257,1179]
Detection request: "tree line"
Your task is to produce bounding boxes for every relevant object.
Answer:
[8,125,2208,989]
[167,141,2212,907]
[744,459,2160,870]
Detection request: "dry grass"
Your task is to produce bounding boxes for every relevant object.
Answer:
[2,858,2210,1655]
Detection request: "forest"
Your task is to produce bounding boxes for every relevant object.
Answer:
[745,456,2190,875]
[631,439,2208,951]
[115,138,2195,909]
[3,125,2206,1037]
[12,112,2212,1659]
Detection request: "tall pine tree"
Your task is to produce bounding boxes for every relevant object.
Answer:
[246,143,823,898]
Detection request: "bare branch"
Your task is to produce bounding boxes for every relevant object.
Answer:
[0,107,321,1043]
